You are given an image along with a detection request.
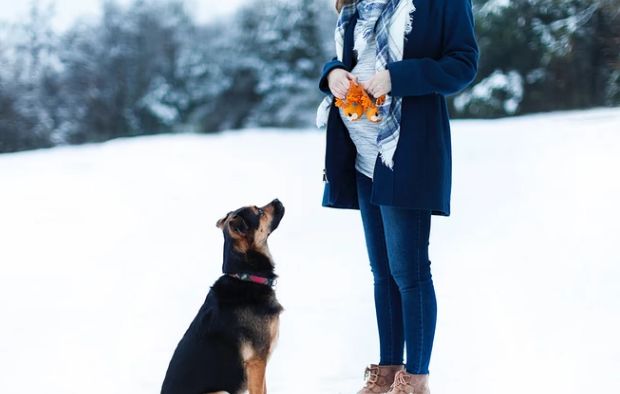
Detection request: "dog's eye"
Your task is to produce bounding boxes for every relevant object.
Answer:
[257,208,265,217]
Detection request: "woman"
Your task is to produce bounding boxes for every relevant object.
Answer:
[316,0,478,393]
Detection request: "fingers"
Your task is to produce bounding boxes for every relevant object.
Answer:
[373,87,388,98]
[331,79,349,99]
[330,73,353,99]
[331,86,347,99]
[371,85,384,98]
[330,70,390,99]
[364,78,377,97]
[332,87,347,99]
[363,70,392,97]
[365,78,388,98]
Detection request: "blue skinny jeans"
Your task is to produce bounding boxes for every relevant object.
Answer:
[356,171,437,374]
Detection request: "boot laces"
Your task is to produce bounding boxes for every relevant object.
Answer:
[390,371,412,391]
[363,366,379,385]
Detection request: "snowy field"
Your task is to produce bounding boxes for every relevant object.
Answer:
[1,108,619,394]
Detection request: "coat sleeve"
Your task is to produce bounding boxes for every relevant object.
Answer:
[386,0,479,97]
[319,57,347,95]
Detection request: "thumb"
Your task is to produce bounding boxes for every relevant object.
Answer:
[346,72,358,82]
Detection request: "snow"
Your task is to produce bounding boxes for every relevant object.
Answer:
[455,69,524,115]
[1,108,619,394]
[478,0,511,16]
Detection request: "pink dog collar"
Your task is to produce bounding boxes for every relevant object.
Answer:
[227,273,277,287]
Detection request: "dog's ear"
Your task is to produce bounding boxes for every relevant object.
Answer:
[216,212,232,229]
[228,215,249,236]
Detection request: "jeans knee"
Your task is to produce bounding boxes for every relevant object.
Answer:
[370,264,392,285]
[391,266,433,293]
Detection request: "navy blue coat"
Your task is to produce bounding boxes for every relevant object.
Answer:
[319,0,479,216]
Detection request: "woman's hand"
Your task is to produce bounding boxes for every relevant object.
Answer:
[327,69,357,99]
[364,70,391,98]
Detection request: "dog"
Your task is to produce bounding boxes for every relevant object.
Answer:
[161,199,285,394]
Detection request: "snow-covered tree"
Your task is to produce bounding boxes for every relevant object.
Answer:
[243,0,331,127]
[56,0,198,142]
[454,0,620,117]
[0,1,58,152]
[1,0,616,153]
[188,0,335,131]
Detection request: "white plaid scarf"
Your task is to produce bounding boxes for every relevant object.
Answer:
[316,0,416,170]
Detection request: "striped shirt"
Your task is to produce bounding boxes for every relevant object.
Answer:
[339,24,381,179]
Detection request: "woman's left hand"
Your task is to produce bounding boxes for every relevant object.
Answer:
[364,70,392,98]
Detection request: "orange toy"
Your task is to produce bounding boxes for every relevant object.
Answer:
[335,81,386,123]
[335,82,365,121]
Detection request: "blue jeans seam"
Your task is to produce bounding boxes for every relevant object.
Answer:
[383,211,397,365]
[416,212,424,373]
[387,274,394,364]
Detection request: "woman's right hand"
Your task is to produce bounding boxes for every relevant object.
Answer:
[327,69,357,99]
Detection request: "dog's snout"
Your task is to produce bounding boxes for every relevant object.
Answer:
[266,199,285,232]
[271,199,285,214]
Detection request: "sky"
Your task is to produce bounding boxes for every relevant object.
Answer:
[0,0,249,31]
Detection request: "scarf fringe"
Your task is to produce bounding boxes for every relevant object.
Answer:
[379,149,396,169]
[404,4,416,38]
[316,98,331,128]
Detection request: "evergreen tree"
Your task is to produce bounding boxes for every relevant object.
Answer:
[454,0,620,117]
[56,0,197,143]
[244,0,329,127]
[0,1,57,152]
[1,0,617,153]
[192,0,335,131]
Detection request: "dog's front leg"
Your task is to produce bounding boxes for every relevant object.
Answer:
[245,358,267,394]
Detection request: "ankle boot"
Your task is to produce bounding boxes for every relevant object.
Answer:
[385,370,430,394]
[356,364,404,394]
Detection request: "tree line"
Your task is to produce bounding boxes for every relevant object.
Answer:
[459,0,620,117]
[0,0,618,153]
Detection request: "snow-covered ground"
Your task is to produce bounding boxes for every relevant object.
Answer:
[1,108,619,394]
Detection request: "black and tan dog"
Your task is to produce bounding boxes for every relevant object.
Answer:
[161,199,285,394]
